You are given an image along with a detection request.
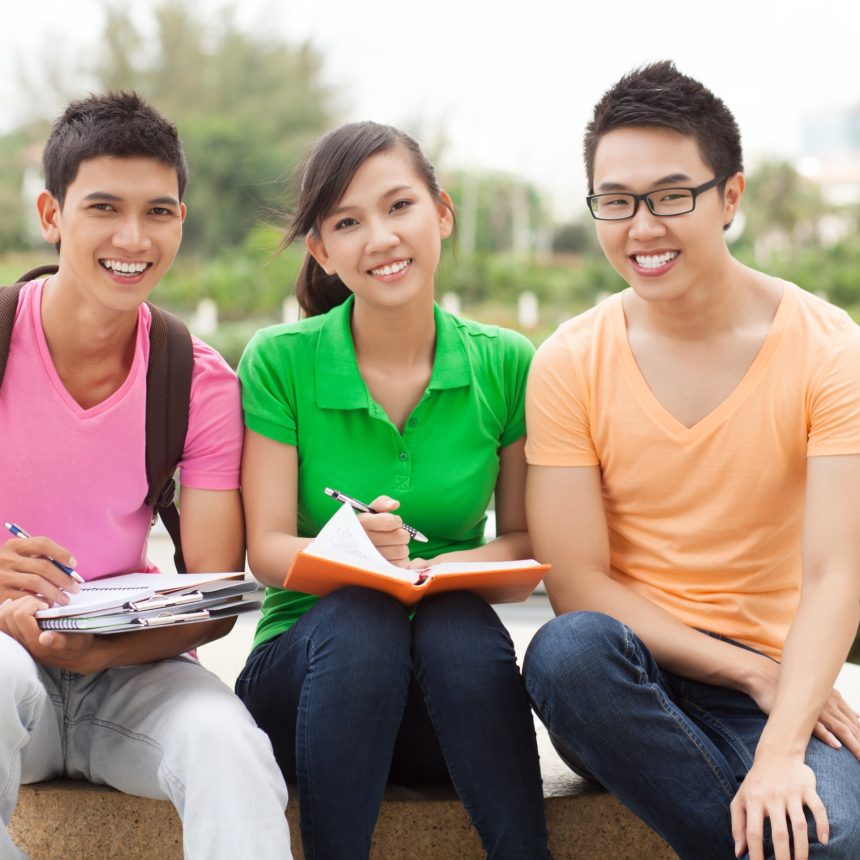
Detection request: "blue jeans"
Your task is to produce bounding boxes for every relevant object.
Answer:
[236,586,549,860]
[523,611,860,860]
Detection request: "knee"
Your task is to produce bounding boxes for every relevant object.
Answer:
[815,765,860,858]
[525,612,625,680]
[0,635,43,706]
[412,592,519,676]
[314,587,410,651]
[305,588,412,681]
[523,612,627,710]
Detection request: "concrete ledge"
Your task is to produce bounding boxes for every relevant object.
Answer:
[11,771,675,859]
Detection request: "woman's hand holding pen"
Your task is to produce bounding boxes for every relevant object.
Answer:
[356,496,411,568]
[0,533,81,605]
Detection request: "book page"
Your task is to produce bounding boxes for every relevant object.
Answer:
[427,559,542,576]
[302,503,417,582]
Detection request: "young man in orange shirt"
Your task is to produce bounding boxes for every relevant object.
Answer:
[524,61,860,860]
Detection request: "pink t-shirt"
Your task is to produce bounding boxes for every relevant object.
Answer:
[0,279,242,580]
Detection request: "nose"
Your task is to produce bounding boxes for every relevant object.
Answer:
[364,217,398,255]
[113,216,152,252]
[627,202,667,241]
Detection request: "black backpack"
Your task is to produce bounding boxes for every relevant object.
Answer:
[0,265,193,573]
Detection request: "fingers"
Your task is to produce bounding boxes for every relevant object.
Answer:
[812,720,841,750]
[0,595,49,648]
[805,789,829,847]
[356,497,410,565]
[10,535,77,571]
[730,794,748,858]
[0,567,74,607]
[366,495,400,513]
[817,689,860,759]
[1,538,81,603]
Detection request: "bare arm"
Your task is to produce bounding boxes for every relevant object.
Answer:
[7,487,248,672]
[732,454,860,860]
[527,464,780,692]
[242,429,313,588]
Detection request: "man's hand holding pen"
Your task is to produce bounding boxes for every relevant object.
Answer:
[0,528,82,605]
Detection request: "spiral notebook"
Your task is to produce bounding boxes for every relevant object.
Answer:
[35,572,259,634]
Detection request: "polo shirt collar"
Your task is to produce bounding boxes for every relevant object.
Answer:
[315,297,471,410]
[316,296,368,409]
[427,303,471,390]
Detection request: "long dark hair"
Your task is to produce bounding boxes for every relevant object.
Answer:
[283,121,449,317]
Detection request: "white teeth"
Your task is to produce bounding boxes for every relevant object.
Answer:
[634,252,678,269]
[370,259,411,276]
[102,260,149,274]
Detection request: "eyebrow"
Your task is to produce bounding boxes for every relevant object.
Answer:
[82,192,180,207]
[595,173,693,193]
[327,184,415,218]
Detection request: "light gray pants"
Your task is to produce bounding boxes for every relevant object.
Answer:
[0,634,292,860]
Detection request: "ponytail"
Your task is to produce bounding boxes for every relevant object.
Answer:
[295,255,352,317]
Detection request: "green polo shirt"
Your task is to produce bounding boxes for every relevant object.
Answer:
[239,295,534,647]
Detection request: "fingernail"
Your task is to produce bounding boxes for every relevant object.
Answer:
[822,831,829,845]
[733,841,740,857]
[68,557,77,568]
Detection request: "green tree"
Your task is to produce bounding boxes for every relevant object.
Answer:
[736,160,833,259]
[0,0,332,257]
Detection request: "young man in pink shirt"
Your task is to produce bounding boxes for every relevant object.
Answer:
[524,62,860,860]
[0,93,291,859]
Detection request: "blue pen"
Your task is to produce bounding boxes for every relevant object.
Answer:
[4,522,85,584]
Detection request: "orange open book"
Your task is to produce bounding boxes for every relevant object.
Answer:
[284,503,549,606]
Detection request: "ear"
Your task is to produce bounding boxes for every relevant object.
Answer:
[305,232,335,275]
[437,190,454,240]
[180,202,187,223]
[722,173,745,227]
[36,190,61,245]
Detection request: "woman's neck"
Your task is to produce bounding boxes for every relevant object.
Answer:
[351,294,437,370]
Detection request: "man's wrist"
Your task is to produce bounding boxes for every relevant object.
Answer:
[735,649,779,697]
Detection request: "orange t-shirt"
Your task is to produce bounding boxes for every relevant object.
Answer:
[525,283,860,658]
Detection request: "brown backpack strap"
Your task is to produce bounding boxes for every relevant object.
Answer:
[145,303,194,573]
[0,266,59,387]
[0,284,24,388]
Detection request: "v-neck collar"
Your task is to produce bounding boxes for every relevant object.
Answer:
[610,283,793,443]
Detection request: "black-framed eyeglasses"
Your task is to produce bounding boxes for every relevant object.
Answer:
[586,176,726,221]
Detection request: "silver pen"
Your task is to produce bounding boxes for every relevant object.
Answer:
[324,488,429,543]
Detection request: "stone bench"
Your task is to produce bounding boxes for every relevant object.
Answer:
[10,764,675,859]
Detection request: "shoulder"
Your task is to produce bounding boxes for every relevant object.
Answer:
[189,335,238,393]
[787,281,860,339]
[532,294,616,376]
[442,309,535,366]
[239,315,328,376]
[779,282,860,374]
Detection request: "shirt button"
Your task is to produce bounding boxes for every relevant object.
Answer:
[399,452,408,461]
[408,418,417,427]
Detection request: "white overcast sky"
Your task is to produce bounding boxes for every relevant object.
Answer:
[2,0,857,217]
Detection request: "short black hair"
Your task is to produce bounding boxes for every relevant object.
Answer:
[584,61,743,192]
[43,91,188,206]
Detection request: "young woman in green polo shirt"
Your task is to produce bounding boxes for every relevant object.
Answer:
[235,122,549,860]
